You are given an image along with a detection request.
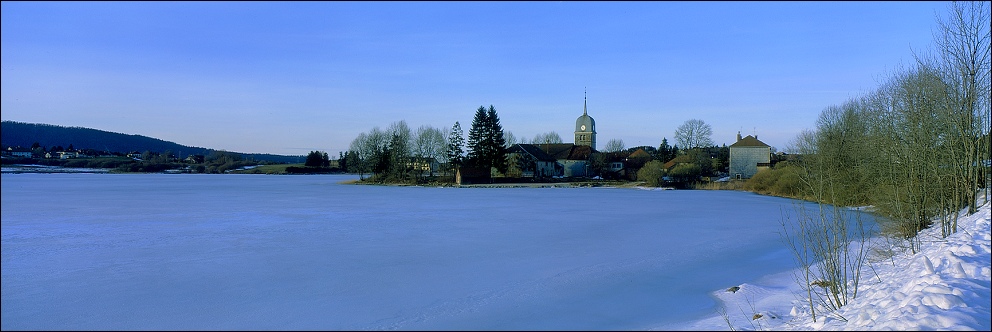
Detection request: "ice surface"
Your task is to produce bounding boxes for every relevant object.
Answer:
[4,173,987,331]
[1,174,816,330]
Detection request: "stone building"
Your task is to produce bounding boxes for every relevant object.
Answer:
[728,132,771,180]
[574,91,596,150]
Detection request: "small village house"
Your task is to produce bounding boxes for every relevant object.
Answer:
[728,132,771,180]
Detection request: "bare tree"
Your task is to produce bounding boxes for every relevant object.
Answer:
[674,119,714,150]
[503,131,518,148]
[348,133,369,180]
[780,201,872,322]
[532,131,563,145]
[413,125,446,177]
[930,1,991,217]
[783,126,874,322]
[387,121,417,180]
[604,138,625,154]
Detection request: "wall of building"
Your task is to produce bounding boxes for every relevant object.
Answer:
[729,146,770,179]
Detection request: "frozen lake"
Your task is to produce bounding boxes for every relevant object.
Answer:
[2,173,845,330]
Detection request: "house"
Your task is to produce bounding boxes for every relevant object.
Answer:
[185,155,206,164]
[729,132,771,180]
[623,148,654,179]
[407,157,439,176]
[506,144,560,178]
[58,151,82,159]
[663,154,694,170]
[4,147,34,158]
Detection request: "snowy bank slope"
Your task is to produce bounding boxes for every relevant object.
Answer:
[680,197,991,331]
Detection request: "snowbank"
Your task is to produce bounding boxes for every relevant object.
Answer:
[683,196,991,331]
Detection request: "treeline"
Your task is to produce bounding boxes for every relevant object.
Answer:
[343,105,503,184]
[776,1,990,245]
[111,150,269,173]
[760,2,989,324]
[631,136,734,188]
[3,149,275,174]
[341,103,743,187]
[1,121,302,164]
[1,121,212,157]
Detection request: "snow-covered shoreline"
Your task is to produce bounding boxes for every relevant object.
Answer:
[669,194,991,331]
[1,164,110,173]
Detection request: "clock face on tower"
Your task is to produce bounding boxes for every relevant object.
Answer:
[581,125,586,131]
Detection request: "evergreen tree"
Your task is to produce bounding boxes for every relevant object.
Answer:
[446,121,465,174]
[658,137,675,162]
[305,150,324,167]
[466,105,508,173]
[486,105,508,174]
[466,106,488,167]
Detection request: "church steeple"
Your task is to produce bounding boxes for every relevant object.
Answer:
[574,88,596,150]
[583,87,588,116]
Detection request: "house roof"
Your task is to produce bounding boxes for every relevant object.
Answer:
[730,135,770,148]
[663,154,693,169]
[627,148,652,160]
[507,144,557,162]
[528,143,599,161]
[533,143,575,159]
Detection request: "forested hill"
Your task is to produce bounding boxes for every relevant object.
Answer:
[1,121,301,163]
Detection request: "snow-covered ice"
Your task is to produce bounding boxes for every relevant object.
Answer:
[2,173,989,330]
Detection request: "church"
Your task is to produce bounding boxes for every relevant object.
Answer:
[573,91,596,150]
[506,92,600,178]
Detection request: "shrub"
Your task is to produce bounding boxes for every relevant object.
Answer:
[743,162,803,199]
[636,160,667,187]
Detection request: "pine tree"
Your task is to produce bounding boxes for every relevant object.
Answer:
[446,121,465,172]
[305,150,323,167]
[466,105,508,173]
[486,105,508,174]
[658,137,675,162]
[466,106,488,167]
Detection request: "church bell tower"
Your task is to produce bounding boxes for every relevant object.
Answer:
[574,89,597,150]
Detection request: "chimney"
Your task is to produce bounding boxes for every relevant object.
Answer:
[736,132,742,142]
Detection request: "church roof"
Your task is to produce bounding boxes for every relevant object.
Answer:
[534,143,575,159]
[507,144,557,162]
[574,90,596,132]
[531,143,599,161]
[730,135,770,148]
[567,145,596,160]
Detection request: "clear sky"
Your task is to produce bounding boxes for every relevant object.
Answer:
[1,1,949,157]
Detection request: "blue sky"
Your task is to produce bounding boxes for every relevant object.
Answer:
[1,1,948,156]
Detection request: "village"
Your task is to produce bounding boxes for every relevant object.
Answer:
[340,97,794,188]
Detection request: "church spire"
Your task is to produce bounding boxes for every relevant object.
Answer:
[583,87,587,116]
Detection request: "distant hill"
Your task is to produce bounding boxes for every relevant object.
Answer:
[1,121,302,163]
